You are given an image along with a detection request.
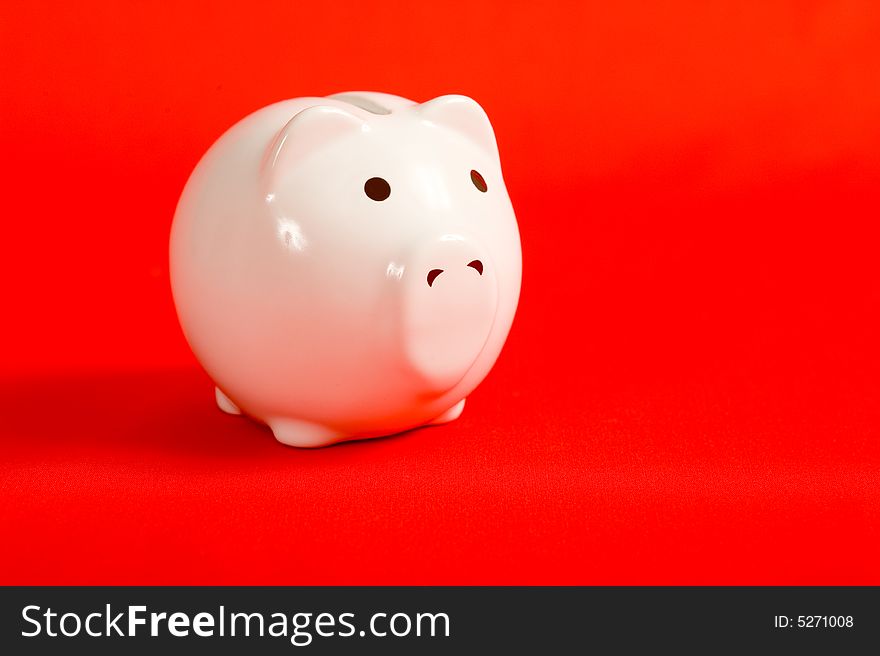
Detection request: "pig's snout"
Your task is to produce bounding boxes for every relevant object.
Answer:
[402,236,498,393]
[426,259,483,287]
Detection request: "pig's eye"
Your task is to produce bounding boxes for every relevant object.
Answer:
[470,169,488,193]
[364,177,391,201]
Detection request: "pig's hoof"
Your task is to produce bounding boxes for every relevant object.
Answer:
[269,418,343,448]
[429,399,466,425]
[215,387,241,415]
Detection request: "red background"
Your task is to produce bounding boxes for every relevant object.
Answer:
[2,1,879,584]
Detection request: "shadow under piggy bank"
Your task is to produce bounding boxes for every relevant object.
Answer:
[0,369,427,464]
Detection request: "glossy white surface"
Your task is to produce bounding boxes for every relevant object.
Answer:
[170,92,521,446]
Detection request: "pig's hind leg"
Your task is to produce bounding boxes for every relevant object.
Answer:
[215,387,241,415]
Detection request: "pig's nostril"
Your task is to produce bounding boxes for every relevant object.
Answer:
[467,259,484,275]
[427,269,444,287]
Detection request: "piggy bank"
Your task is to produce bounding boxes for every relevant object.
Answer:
[170,91,521,447]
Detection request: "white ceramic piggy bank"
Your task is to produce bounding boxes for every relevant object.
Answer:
[170,91,521,447]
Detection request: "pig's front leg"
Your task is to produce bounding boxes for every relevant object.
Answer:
[427,399,466,425]
[268,418,345,448]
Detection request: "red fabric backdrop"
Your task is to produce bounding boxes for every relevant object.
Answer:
[1,1,879,584]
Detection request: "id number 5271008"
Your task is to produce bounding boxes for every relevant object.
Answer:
[774,616,853,628]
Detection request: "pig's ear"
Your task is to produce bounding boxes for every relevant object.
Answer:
[416,95,499,160]
[264,105,366,178]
